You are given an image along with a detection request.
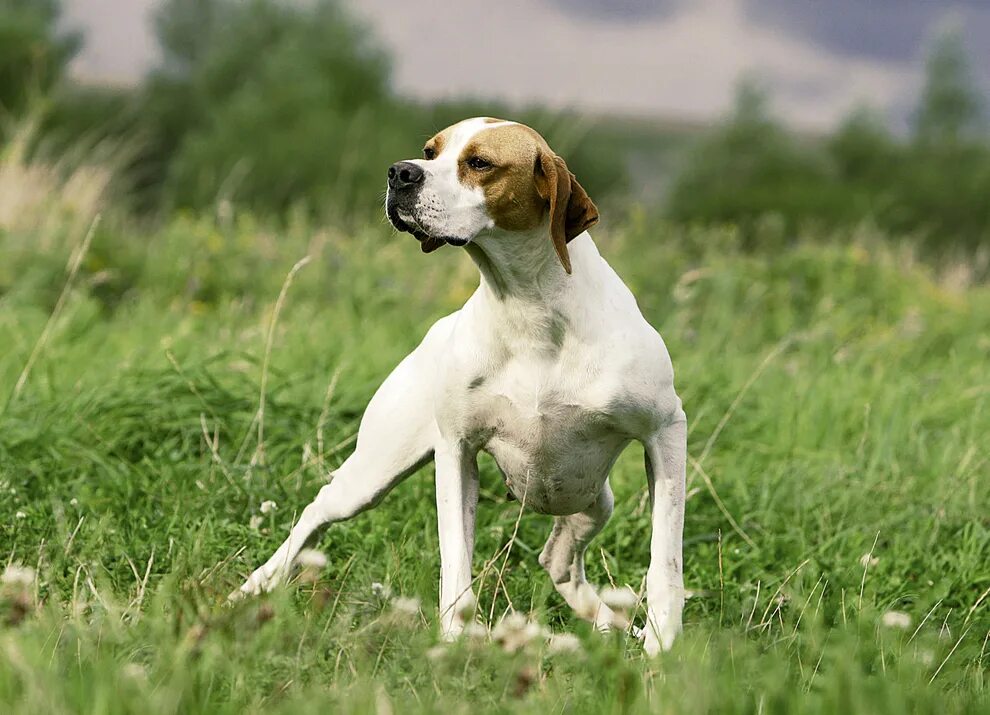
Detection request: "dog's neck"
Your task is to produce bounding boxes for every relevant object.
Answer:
[465,224,592,306]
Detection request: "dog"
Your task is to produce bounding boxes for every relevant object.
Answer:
[234,117,687,655]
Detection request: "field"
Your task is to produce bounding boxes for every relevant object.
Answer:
[1,162,989,713]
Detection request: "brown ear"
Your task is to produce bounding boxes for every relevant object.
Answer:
[534,151,599,274]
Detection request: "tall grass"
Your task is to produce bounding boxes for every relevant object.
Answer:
[0,145,988,714]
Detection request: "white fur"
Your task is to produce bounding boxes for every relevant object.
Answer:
[233,119,687,656]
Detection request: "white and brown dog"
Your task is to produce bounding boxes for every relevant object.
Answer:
[234,117,687,654]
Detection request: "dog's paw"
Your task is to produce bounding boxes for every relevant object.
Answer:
[228,566,280,603]
[642,619,681,656]
[226,580,258,604]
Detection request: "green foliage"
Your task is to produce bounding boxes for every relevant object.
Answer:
[5,0,632,220]
[0,0,79,129]
[137,0,631,218]
[829,107,899,185]
[38,85,139,156]
[666,81,846,243]
[140,0,400,216]
[914,23,985,146]
[667,30,990,256]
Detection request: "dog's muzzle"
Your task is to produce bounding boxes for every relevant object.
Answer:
[385,161,451,253]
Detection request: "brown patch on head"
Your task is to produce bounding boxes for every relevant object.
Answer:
[424,118,508,159]
[457,122,598,274]
[423,127,450,160]
[457,124,549,233]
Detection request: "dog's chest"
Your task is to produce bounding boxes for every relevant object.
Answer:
[461,354,633,515]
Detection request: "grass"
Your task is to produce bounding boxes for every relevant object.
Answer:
[0,166,988,713]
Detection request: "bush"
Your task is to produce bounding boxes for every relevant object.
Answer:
[143,0,403,217]
[666,27,990,257]
[0,0,79,127]
[666,81,851,244]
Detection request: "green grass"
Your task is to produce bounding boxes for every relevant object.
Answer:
[1,198,988,713]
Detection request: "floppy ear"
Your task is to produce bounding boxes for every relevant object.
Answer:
[534,151,599,274]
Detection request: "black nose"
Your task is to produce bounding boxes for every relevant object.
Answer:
[388,161,425,190]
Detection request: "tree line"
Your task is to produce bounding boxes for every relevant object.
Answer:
[2,0,988,255]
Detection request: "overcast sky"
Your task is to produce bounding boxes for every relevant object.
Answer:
[62,0,990,131]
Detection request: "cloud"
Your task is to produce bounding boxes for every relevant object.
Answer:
[741,0,990,64]
[346,0,918,130]
[63,0,983,131]
[543,0,685,22]
[62,0,158,82]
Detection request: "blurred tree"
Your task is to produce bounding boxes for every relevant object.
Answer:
[665,79,845,242]
[0,0,80,124]
[825,107,901,221]
[140,0,401,216]
[155,0,222,72]
[913,23,984,146]
[136,0,630,217]
[829,107,897,182]
[895,22,990,251]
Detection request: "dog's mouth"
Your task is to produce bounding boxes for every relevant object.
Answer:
[385,202,468,253]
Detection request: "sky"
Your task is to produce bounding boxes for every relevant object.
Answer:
[62,0,990,131]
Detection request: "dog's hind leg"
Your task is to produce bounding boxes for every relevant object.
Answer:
[538,481,624,630]
[231,320,451,599]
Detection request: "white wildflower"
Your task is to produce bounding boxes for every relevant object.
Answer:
[121,663,147,681]
[493,611,528,638]
[859,553,879,568]
[463,622,489,640]
[249,515,263,530]
[454,592,477,619]
[1,564,36,588]
[426,645,447,662]
[296,549,328,569]
[70,498,79,507]
[572,588,600,620]
[492,612,549,653]
[371,582,392,600]
[391,596,421,616]
[375,686,394,715]
[881,611,912,630]
[259,500,277,514]
[547,632,583,654]
[14,511,26,520]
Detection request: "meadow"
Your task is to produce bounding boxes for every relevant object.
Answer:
[0,151,989,714]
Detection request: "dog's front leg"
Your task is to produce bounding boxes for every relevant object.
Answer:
[231,325,446,600]
[642,412,687,655]
[434,441,479,639]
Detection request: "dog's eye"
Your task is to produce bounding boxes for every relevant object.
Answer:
[466,156,493,170]
[423,146,436,160]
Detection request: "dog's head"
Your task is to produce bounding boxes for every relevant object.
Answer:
[385,117,598,274]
